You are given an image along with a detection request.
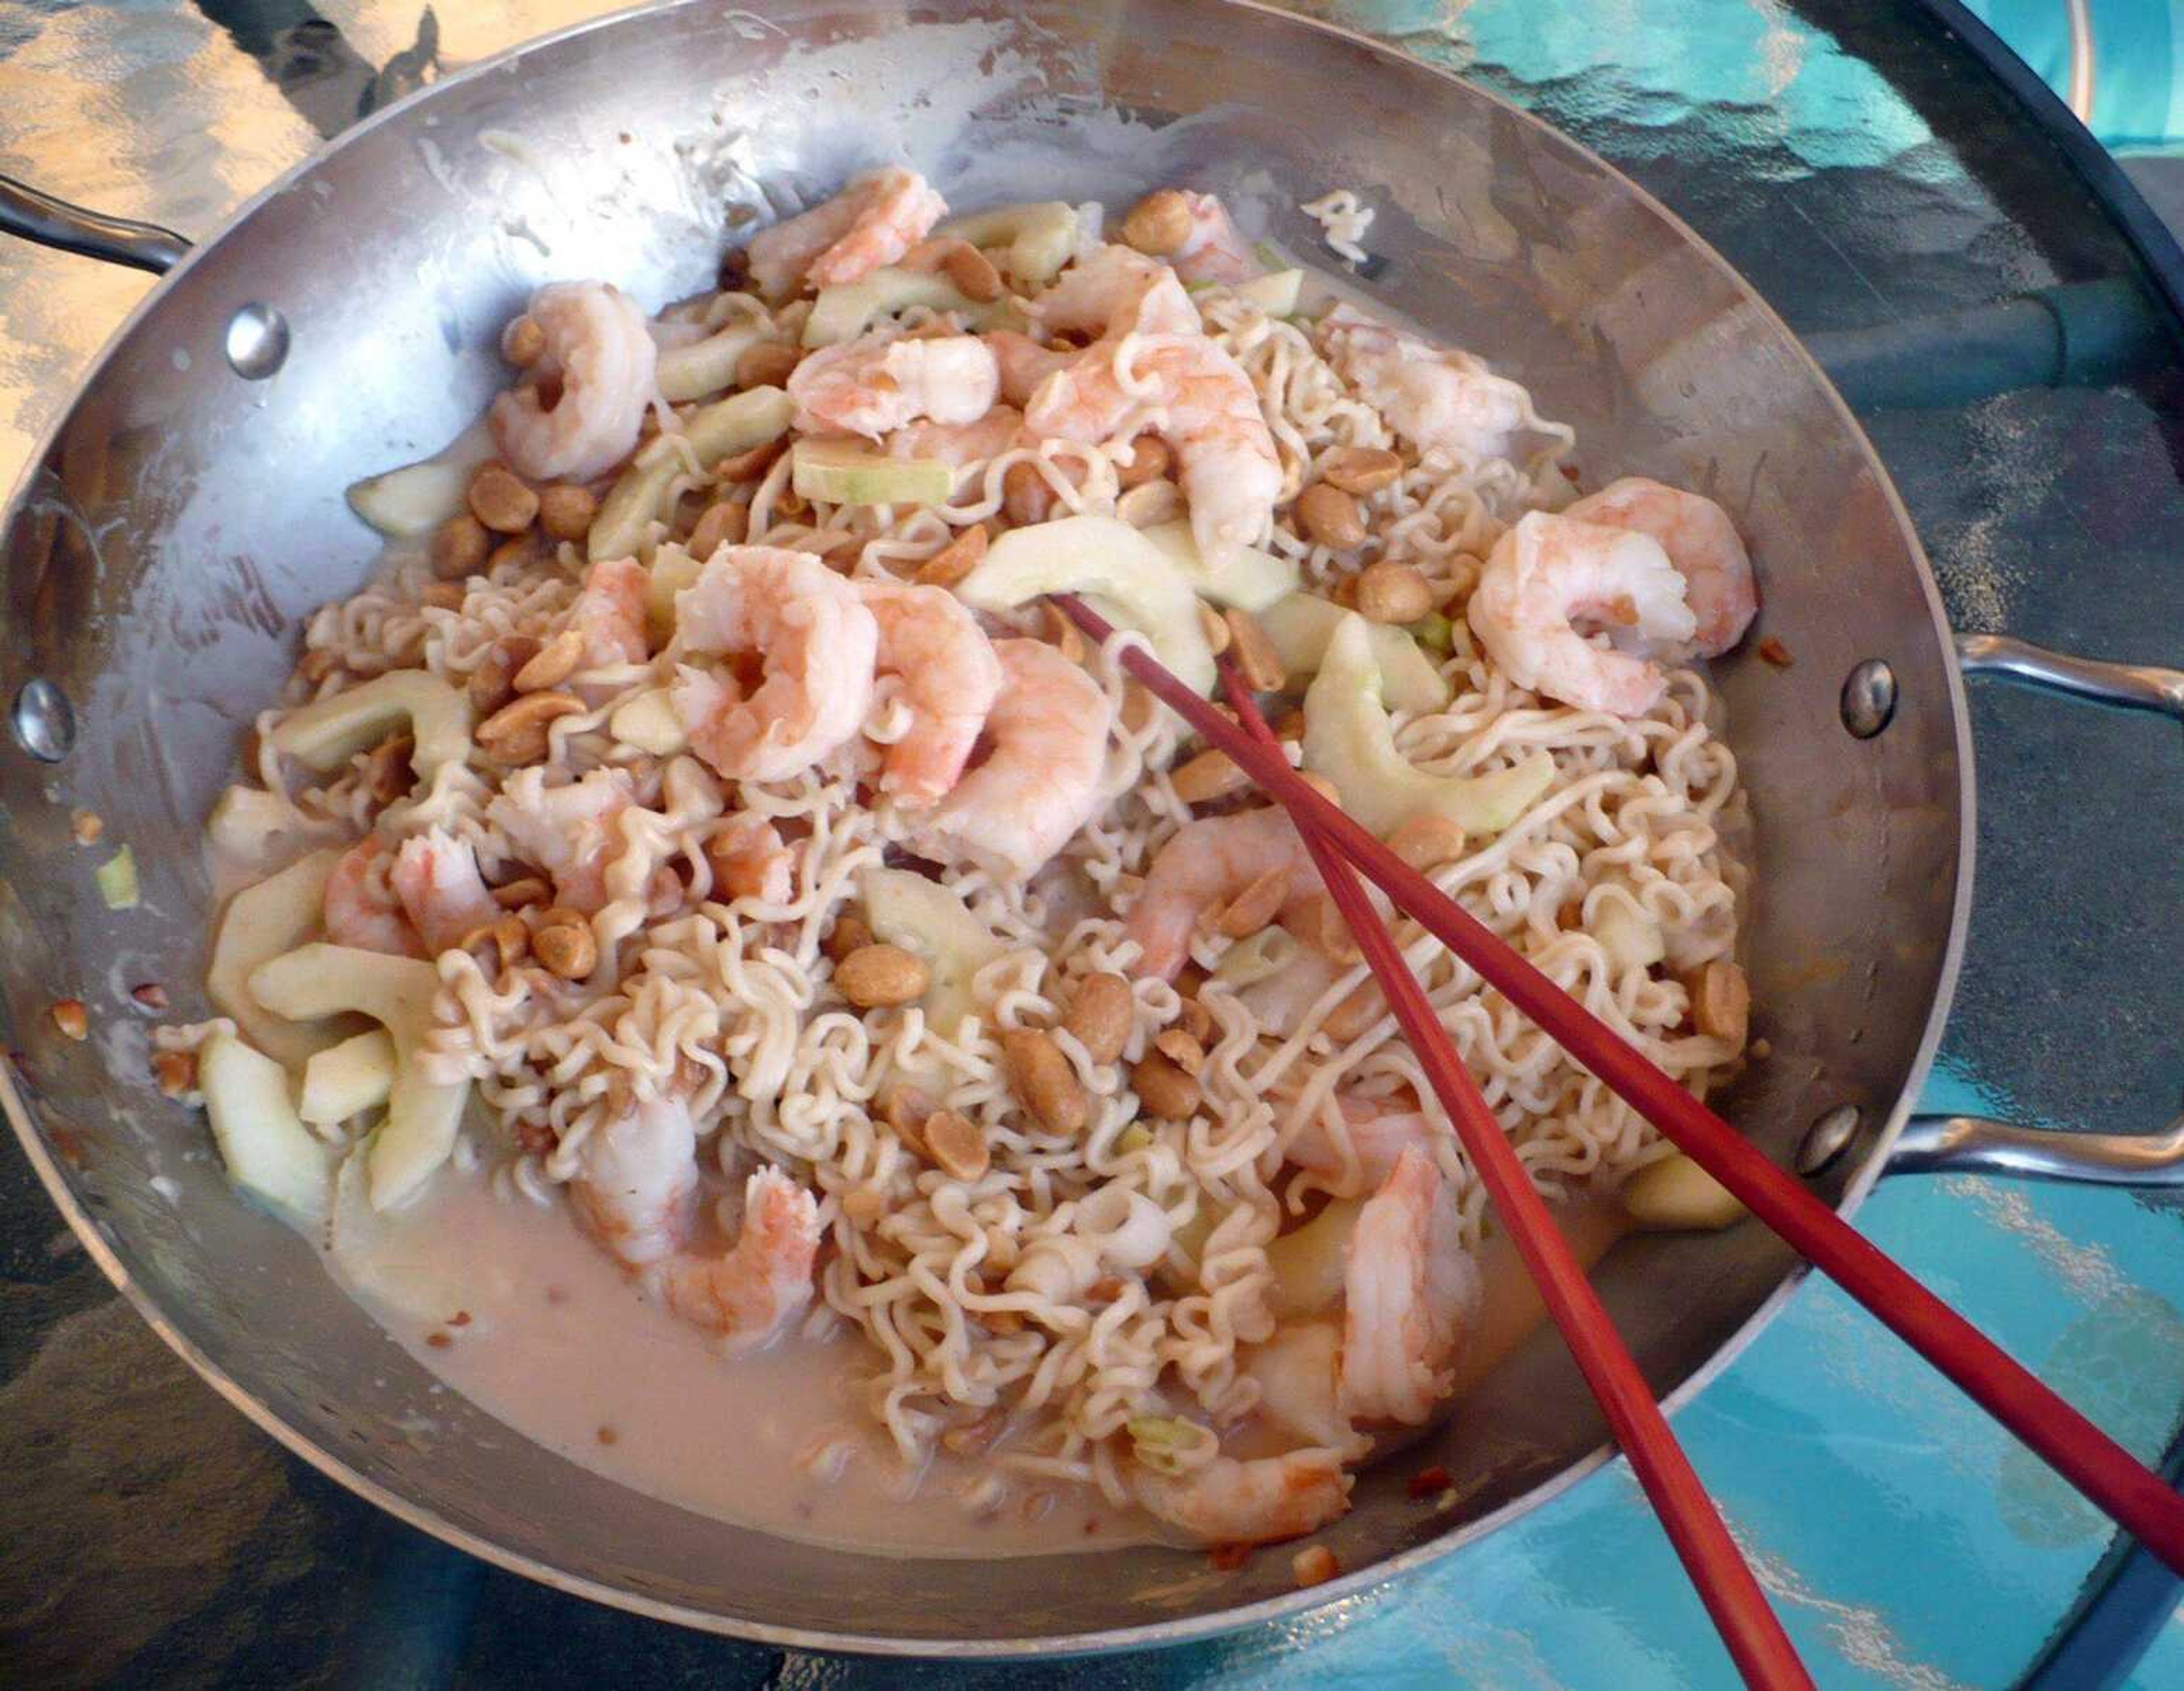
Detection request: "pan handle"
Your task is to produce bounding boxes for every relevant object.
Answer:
[0,175,190,275]
[1886,632,2184,1184]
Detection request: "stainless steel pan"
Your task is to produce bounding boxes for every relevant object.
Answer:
[5,0,2181,1656]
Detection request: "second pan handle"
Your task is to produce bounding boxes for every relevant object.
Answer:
[0,175,190,275]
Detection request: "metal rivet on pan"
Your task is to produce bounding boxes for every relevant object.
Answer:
[1840,659,1897,739]
[11,679,75,762]
[1796,1104,1862,1176]
[225,303,290,379]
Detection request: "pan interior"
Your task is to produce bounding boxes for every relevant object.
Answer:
[0,0,1963,1651]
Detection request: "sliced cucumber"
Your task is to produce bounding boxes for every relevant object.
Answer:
[249,943,469,1213]
[1303,613,1554,838]
[1592,898,1665,974]
[1265,1198,1361,1318]
[93,846,139,911]
[607,688,688,756]
[804,268,980,348]
[270,670,474,785]
[1257,593,1450,714]
[1140,520,1300,612]
[1622,1152,1745,1233]
[1244,1320,1358,1453]
[329,1145,471,1321]
[656,323,776,403]
[1232,268,1303,317]
[299,1028,398,1126]
[934,201,1078,286]
[206,849,350,1070]
[206,785,299,866]
[344,418,498,538]
[954,514,1216,696]
[642,541,705,644]
[589,386,792,563]
[199,1030,333,1222]
[862,868,1003,1040]
[790,439,953,507]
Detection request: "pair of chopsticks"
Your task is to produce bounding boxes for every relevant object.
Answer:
[1056,593,2184,1688]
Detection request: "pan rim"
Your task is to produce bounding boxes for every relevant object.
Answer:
[0,0,1976,1657]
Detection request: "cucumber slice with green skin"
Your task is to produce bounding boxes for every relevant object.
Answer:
[299,1028,398,1126]
[1302,613,1554,837]
[1264,1198,1361,1318]
[656,324,779,402]
[1140,520,1300,612]
[589,386,792,563]
[93,846,138,910]
[642,541,705,643]
[607,688,688,755]
[207,849,351,1070]
[1256,592,1451,714]
[862,868,1002,1040]
[803,268,982,348]
[1622,1152,1745,1233]
[329,1146,472,1320]
[1232,268,1303,317]
[249,943,470,1213]
[200,1030,333,1222]
[270,670,474,785]
[789,439,954,507]
[344,418,497,538]
[933,201,1078,287]
[954,514,1217,696]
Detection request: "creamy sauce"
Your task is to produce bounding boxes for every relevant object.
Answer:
[326,1158,1633,1556]
[326,1162,1157,1558]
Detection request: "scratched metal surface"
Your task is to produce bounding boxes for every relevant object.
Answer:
[4,2,2184,1686]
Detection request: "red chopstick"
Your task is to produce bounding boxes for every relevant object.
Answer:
[1218,661,1810,1689]
[1057,592,2184,1578]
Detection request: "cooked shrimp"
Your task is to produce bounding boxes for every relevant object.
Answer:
[670,545,879,782]
[1123,805,1319,981]
[1169,192,1259,287]
[661,1166,821,1355]
[856,580,1005,805]
[910,638,1112,876]
[1565,476,1758,658]
[572,1094,700,1269]
[1133,1448,1352,1546]
[1340,1145,1479,1427]
[1031,244,1200,338]
[489,282,658,483]
[323,836,425,958]
[486,766,635,915]
[1026,334,1279,561]
[389,828,501,954]
[1287,1093,1433,1188]
[888,403,1025,468]
[704,811,795,904]
[564,555,651,667]
[745,166,947,299]
[985,332,1078,407]
[1320,302,1530,466]
[787,331,1000,441]
[1467,511,1699,716]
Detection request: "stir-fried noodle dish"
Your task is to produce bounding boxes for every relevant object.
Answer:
[170,172,1760,1557]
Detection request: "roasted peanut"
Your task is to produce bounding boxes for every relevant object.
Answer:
[477,689,584,764]
[1002,1028,1087,1135]
[130,982,169,1012]
[514,627,587,693]
[824,913,874,963]
[69,809,104,846]
[431,512,492,581]
[458,915,531,974]
[1040,601,1085,664]
[49,998,88,1041]
[1196,600,1232,656]
[532,916,598,979]
[1115,478,1184,529]
[1319,445,1403,495]
[1295,482,1367,551]
[714,437,785,483]
[1386,812,1466,871]
[361,733,416,807]
[913,522,988,588]
[491,875,552,911]
[151,1048,196,1098]
[1223,607,1286,692]
[1122,189,1192,257]
[1153,1028,1206,1077]
[922,1108,991,1181]
[1169,748,1250,804]
[486,532,542,575]
[1132,1052,1201,1121]
[1064,971,1134,1065]
[468,463,540,535]
[735,338,802,390]
[1292,1545,1341,1588]
[835,943,932,1009]
[501,313,547,366]
[1115,434,1173,489]
[686,498,751,559]
[1354,561,1434,625]
[417,581,465,613]
[937,239,1004,303]
[1213,863,1289,940]
[1690,960,1750,1046]
[536,482,598,542]
[1002,460,1054,527]
[841,1186,887,1226]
